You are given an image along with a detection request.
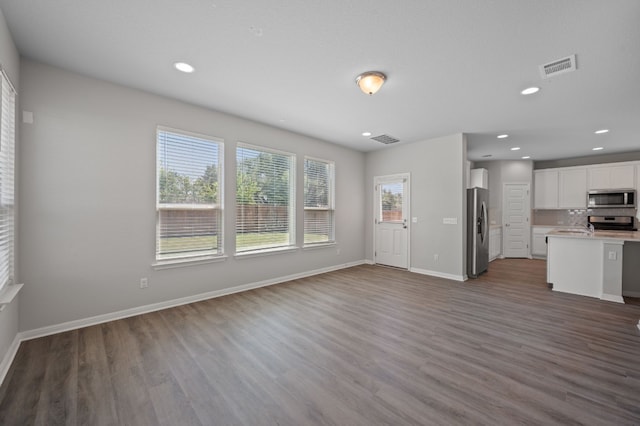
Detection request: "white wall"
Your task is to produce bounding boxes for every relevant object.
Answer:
[365,134,467,280]
[474,160,533,226]
[0,7,20,378]
[18,60,366,331]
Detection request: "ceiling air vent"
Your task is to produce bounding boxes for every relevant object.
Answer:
[539,54,577,79]
[371,134,400,144]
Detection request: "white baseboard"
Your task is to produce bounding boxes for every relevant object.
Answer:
[409,267,465,282]
[18,260,366,344]
[0,333,21,387]
[364,259,375,265]
[622,291,640,298]
[600,293,625,304]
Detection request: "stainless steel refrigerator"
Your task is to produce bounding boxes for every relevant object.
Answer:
[467,187,489,278]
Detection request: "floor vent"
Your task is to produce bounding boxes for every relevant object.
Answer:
[539,54,577,79]
[371,134,400,144]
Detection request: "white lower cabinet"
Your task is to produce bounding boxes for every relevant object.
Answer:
[532,227,555,258]
[489,226,502,261]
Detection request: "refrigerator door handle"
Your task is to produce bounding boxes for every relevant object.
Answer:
[481,201,488,244]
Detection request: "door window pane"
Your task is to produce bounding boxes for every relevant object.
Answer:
[380,182,403,222]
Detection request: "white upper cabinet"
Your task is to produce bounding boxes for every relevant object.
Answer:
[558,168,587,208]
[588,164,635,190]
[534,169,558,209]
[470,168,488,189]
[534,162,638,210]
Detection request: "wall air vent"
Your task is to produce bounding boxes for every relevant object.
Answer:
[371,134,400,144]
[539,54,577,79]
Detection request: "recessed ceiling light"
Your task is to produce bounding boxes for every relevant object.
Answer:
[174,62,195,73]
[362,132,372,137]
[521,87,540,95]
[510,147,521,151]
[497,134,509,139]
[594,129,609,134]
[522,156,531,159]
[592,147,604,151]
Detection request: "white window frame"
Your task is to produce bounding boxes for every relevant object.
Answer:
[155,126,224,264]
[235,142,296,255]
[303,156,335,246]
[0,68,16,294]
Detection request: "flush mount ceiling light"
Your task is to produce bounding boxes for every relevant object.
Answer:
[174,62,195,73]
[594,129,609,134]
[522,156,531,159]
[521,87,540,95]
[362,132,372,137]
[355,71,386,95]
[592,147,604,151]
[497,134,509,139]
[510,147,521,151]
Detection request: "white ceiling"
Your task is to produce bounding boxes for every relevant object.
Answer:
[1,0,639,161]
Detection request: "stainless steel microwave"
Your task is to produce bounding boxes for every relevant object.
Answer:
[587,189,636,208]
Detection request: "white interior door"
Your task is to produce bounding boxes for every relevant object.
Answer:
[374,174,409,269]
[502,183,531,258]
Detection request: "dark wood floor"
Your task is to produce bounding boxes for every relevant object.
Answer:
[1,259,640,425]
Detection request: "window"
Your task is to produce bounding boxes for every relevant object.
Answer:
[0,70,16,292]
[236,143,295,253]
[304,157,335,245]
[156,128,223,261]
[379,181,404,222]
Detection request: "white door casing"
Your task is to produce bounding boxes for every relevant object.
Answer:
[374,174,410,269]
[502,183,531,258]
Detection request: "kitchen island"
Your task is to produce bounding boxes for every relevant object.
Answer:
[546,229,640,303]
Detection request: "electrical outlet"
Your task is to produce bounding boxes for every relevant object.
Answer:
[336,248,341,255]
[140,277,148,289]
[608,251,617,261]
[434,254,439,263]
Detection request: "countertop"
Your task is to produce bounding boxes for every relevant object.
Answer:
[546,229,640,242]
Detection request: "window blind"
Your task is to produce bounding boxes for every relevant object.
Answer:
[304,158,335,244]
[156,128,223,260]
[0,70,16,291]
[236,143,295,252]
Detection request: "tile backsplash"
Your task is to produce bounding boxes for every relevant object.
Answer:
[533,208,638,228]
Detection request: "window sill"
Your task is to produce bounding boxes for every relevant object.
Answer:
[234,246,299,259]
[152,254,228,270]
[0,283,23,312]
[303,242,337,250]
